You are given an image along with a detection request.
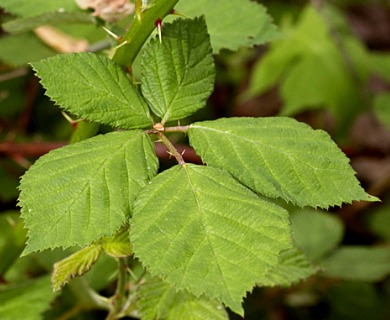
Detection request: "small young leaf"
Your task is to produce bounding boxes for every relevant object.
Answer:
[189,117,378,208]
[52,244,102,291]
[19,131,158,254]
[102,227,132,258]
[175,0,280,53]
[137,276,228,320]
[131,164,291,314]
[31,53,153,129]
[141,17,215,123]
[259,247,318,287]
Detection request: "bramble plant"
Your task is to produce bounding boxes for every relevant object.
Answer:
[5,0,380,319]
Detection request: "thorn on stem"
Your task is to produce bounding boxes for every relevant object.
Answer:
[113,40,128,51]
[61,112,78,128]
[170,10,192,19]
[102,26,121,42]
[155,19,162,44]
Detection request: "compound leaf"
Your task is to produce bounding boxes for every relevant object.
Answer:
[137,276,228,320]
[175,0,279,53]
[19,131,158,254]
[52,244,102,291]
[189,117,377,208]
[131,164,291,315]
[141,17,215,123]
[31,53,153,129]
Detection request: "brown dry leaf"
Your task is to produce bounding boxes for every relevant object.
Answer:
[34,26,89,53]
[76,0,134,22]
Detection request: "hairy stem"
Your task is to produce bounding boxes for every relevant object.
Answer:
[107,258,129,320]
[156,131,186,165]
[113,0,179,66]
[163,125,190,133]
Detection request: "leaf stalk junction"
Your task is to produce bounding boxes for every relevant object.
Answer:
[148,123,189,165]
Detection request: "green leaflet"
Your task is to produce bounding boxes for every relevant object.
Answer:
[175,0,280,53]
[137,277,228,320]
[19,131,158,254]
[131,164,291,315]
[141,17,215,123]
[31,53,153,129]
[52,244,102,291]
[188,117,378,208]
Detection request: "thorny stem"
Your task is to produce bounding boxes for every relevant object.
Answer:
[145,124,189,134]
[163,125,190,133]
[156,131,186,165]
[113,0,179,67]
[135,0,143,21]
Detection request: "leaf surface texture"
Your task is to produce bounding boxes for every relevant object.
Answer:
[137,276,228,320]
[32,53,153,129]
[131,164,291,314]
[19,131,158,253]
[189,117,377,208]
[141,17,215,123]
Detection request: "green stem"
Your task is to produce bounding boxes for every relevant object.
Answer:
[145,124,189,134]
[68,278,110,311]
[107,258,129,320]
[157,131,185,165]
[112,0,180,67]
[163,125,190,133]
